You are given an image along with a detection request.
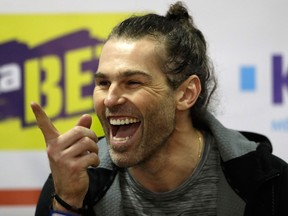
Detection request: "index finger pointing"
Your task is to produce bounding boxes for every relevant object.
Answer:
[30,102,60,142]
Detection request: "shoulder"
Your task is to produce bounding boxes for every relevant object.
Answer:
[221,134,287,201]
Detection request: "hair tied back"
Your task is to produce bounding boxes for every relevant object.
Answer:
[165,1,191,23]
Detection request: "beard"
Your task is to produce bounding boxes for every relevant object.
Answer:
[99,92,176,168]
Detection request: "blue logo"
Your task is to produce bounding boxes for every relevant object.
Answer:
[240,66,256,91]
[239,55,288,131]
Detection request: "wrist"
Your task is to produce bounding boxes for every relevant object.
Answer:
[52,194,85,215]
[54,193,84,209]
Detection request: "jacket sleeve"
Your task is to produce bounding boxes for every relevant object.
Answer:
[35,174,55,216]
[279,164,288,215]
[34,168,117,216]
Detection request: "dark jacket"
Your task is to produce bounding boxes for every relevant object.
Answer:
[222,132,288,216]
[35,113,288,216]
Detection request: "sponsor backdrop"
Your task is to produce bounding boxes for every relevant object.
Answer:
[0,0,287,215]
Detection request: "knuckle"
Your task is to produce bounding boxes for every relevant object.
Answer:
[89,152,100,166]
[47,146,66,166]
[78,137,90,148]
[73,126,84,136]
[80,137,97,148]
[46,145,56,160]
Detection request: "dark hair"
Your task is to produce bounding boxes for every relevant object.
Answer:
[108,1,217,128]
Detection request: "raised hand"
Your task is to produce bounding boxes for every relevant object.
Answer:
[31,102,100,211]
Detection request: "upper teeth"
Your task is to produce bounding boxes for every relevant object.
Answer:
[110,118,139,125]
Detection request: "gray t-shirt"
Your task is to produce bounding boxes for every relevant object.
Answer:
[119,132,219,216]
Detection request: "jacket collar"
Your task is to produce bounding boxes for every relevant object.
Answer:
[202,111,258,161]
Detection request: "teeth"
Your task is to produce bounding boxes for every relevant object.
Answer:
[110,118,139,125]
[113,136,129,141]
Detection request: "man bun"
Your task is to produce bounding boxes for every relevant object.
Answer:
[166,1,192,25]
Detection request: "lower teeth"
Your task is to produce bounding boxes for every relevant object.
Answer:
[113,136,129,142]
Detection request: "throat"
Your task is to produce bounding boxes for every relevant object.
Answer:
[128,156,190,192]
[128,143,202,193]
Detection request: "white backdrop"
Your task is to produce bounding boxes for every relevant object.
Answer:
[1,0,287,215]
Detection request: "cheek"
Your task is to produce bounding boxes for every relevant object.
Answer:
[129,93,156,114]
[134,89,172,112]
[93,89,105,114]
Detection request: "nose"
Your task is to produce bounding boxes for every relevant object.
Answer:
[104,83,125,108]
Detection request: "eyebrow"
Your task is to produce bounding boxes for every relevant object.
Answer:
[94,70,152,81]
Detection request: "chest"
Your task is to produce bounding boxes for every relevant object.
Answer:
[119,141,220,216]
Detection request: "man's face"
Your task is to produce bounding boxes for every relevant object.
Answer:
[93,38,176,168]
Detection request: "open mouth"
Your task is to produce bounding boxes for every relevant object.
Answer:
[109,117,141,142]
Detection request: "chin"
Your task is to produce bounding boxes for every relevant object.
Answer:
[109,149,139,168]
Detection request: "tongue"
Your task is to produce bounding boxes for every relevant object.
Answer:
[114,123,140,138]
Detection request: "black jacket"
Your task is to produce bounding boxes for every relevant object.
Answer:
[35,112,288,216]
[222,132,288,216]
[35,133,288,216]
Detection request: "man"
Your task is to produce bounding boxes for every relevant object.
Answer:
[33,1,288,216]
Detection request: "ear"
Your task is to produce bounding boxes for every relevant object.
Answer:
[175,75,201,111]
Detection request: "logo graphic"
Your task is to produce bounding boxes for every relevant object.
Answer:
[240,55,288,104]
[240,66,256,92]
[0,30,102,126]
[272,55,288,104]
[240,55,288,131]
[0,14,128,150]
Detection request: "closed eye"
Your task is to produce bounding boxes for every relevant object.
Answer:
[126,80,144,89]
[95,79,110,88]
[127,80,142,85]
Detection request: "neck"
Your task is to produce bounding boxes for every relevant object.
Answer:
[128,118,203,193]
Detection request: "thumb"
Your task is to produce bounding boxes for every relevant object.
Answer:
[76,114,92,129]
